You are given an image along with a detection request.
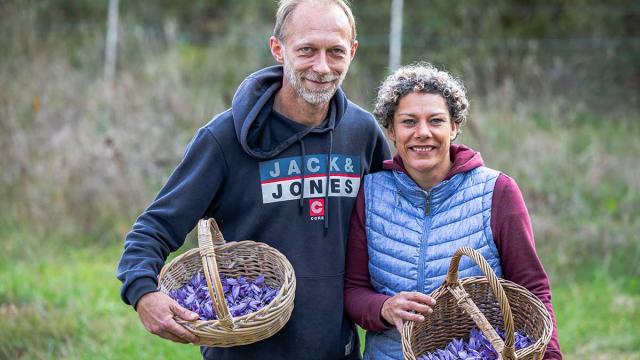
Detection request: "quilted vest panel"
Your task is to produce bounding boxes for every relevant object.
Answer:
[363,167,503,360]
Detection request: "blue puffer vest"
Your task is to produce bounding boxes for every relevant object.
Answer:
[363,167,503,360]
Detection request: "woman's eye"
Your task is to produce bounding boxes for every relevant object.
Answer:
[402,119,416,125]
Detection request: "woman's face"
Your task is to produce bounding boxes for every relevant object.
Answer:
[388,92,459,189]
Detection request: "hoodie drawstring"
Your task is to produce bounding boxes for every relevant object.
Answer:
[299,139,306,214]
[324,130,334,235]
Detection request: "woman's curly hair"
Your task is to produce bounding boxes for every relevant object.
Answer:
[373,62,469,131]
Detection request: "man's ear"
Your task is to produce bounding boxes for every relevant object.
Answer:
[270,36,285,64]
[349,40,359,61]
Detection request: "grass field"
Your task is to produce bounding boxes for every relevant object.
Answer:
[1,219,638,360]
[0,223,200,360]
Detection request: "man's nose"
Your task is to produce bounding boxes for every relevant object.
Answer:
[312,52,331,74]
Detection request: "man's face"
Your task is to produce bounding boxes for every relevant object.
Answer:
[271,2,358,106]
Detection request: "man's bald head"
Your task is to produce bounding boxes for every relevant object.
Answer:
[273,0,357,44]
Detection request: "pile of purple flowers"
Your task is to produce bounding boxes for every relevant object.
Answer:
[416,327,534,360]
[169,271,279,320]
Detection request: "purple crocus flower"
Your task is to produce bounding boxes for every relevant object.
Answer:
[416,326,534,360]
[168,271,279,320]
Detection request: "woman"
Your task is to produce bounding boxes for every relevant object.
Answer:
[344,63,562,359]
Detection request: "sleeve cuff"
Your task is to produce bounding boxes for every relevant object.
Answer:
[370,294,393,331]
[125,277,159,310]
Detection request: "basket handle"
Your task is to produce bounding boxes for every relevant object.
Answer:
[444,247,517,360]
[197,218,234,330]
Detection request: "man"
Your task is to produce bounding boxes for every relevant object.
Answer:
[116,1,391,359]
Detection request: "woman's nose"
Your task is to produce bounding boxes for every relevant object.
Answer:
[416,121,430,138]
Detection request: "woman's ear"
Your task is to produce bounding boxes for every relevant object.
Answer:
[387,126,396,142]
[450,121,459,141]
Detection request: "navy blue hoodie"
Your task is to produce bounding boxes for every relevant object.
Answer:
[117,65,391,359]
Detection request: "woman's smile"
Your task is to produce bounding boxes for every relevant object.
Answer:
[409,145,436,153]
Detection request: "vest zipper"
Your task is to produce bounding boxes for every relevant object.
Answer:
[417,190,431,294]
[424,191,430,215]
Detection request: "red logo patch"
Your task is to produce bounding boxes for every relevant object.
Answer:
[309,198,325,216]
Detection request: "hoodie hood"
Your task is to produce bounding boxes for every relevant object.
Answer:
[231,65,348,159]
[383,143,484,179]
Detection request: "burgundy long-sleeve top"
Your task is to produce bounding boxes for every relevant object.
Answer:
[344,145,562,359]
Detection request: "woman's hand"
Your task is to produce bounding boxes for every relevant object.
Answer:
[381,291,436,332]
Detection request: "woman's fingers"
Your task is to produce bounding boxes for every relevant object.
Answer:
[402,299,433,315]
[396,309,425,322]
[381,292,437,331]
[395,292,435,315]
[393,318,404,332]
[390,306,426,332]
[404,291,436,306]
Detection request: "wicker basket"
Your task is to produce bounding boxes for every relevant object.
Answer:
[158,218,296,347]
[402,247,552,360]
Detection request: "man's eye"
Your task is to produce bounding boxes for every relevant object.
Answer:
[299,47,312,54]
[331,48,346,56]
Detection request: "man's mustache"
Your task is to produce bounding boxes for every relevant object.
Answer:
[302,72,340,83]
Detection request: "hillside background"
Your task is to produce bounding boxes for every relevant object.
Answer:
[1,1,638,359]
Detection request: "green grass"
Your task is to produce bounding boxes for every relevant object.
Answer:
[0,225,200,359]
[1,223,638,359]
[554,269,640,359]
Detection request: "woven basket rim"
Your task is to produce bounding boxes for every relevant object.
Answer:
[402,247,553,360]
[157,219,296,347]
[160,244,292,325]
[403,276,553,359]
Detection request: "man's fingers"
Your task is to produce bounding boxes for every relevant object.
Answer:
[167,302,200,343]
[156,315,199,344]
[170,302,199,321]
[136,292,199,343]
[150,317,199,344]
[169,320,200,344]
[158,330,190,344]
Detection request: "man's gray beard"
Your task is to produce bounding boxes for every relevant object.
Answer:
[283,56,348,106]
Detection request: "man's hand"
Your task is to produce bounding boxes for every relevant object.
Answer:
[136,291,200,344]
[380,291,436,332]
